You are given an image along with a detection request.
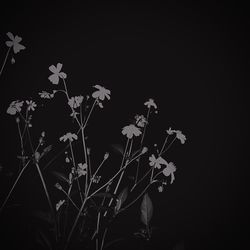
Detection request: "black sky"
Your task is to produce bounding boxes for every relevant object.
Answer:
[0,1,249,250]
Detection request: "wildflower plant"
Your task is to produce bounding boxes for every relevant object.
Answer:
[1,33,187,250]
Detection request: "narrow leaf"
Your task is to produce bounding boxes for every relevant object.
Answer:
[115,187,128,213]
[111,144,124,155]
[51,171,69,183]
[92,192,117,199]
[140,193,153,226]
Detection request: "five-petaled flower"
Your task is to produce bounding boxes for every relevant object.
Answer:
[5,32,25,54]
[77,163,87,177]
[68,96,83,109]
[7,100,24,115]
[59,132,78,142]
[144,98,157,109]
[92,85,111,101]
[48,63,67,85]
[56,199,65,211]
[26,100,37,111]
[122,124,141,139]
[166,127,186,144]
[162,162,176,184]
[149,154,168,169]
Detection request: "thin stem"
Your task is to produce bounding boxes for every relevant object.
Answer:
[69,142,83,203]
[104,138,130,216]
[100,227,108,250]
[118,180,157,214]
[0,47,11,77]
[135,107,150,185]
[61,188,81,212]
[35,163,58,240]
[160,136,177,156]
[83,98,97,129]
[0,160,31,213]
[159,134,169,155]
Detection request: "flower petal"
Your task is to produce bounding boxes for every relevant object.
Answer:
[56,63,63,72]
[5,41,13,47]
[49,65,57,73]
[13,43,25,54]
[48,74,59,85]
[6,32,14,41]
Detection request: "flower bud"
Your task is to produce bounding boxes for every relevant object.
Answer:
[141,147,148,154]
[55,183,63,190]
[104,152,109,160]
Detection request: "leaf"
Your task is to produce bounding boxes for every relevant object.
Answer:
[140,193,153,226]
[115,187,128,213]
[36,229,53,250]
[111,144,124,155]
[92,192,117,199]
[40,145,52,159]
[51,171,69,184]
[33,210,54,225]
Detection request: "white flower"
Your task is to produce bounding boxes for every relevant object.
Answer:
[176,130,186,144]
[158,185,164,192]
[48,63,67,85]
[5,32,25,54]
[7,100,24,115]
[162,162,176,184]
[77,163,87,177]
[166,127,175,135]
[56,199,65,211]
[68,96,84,109]
[59,132,78,142]
[144,98,157,109]
[92,85,111,101]
[149,154,168,169]
[122,124,141,139]
[135,114,147,128]
[26,100,37,111]
[39,91,54,99]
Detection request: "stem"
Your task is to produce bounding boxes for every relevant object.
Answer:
[83,98,97,129]
[104,138,130,216]
[100,227,108,250]
[69,142,84,203]
[159,134,169,155]
[135,107,150,185]
[35,163,58,240]
[160,136,177,156]
[0,160,31,213]
[0,47,11,77]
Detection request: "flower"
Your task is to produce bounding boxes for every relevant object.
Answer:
[56,199,65,211]
[158,185,164,192]
[48,63,67,85]
[26,100,37,111]
[77,163,87,177]
[122,124,141,139]
[5,32,25,54]
[68,96,84,109]
[135,114,147,128]
[92,85,111,101]
[59,132,78,142]
[166,127,175,135]
[166,128,186,144]
[39,91,54,99]
[144,98,157,109]
[7,100,24,115]
[162,162,176,184]
[149,154,168,169]
[176,130,186,144]
[92,175,101,184]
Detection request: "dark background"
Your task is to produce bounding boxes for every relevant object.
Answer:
[0,1,249,250]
